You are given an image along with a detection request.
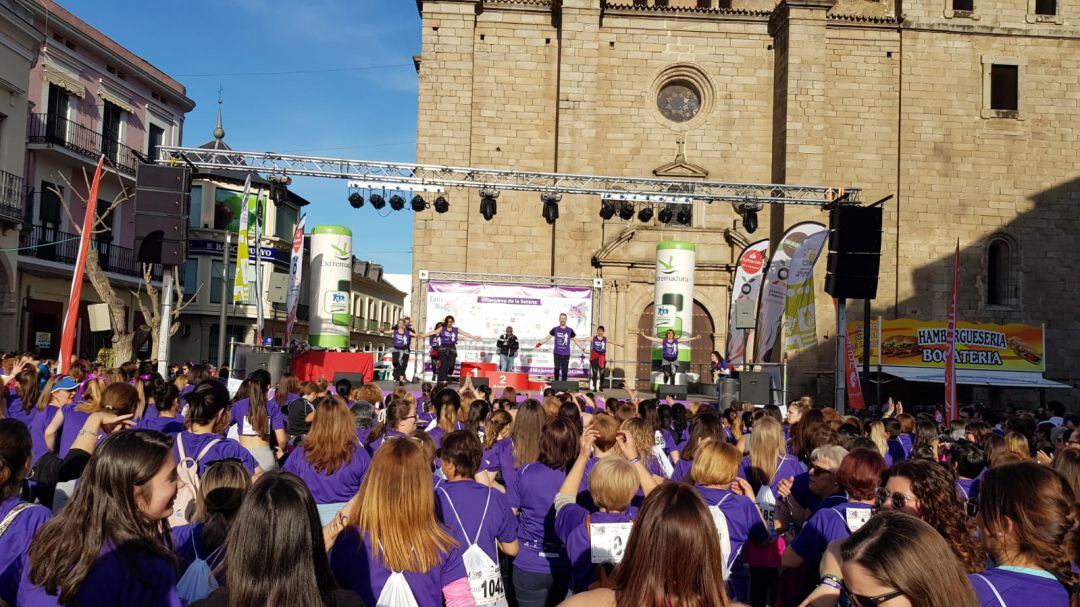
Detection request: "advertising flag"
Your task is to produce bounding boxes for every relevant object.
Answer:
[945,241,960,422]
[844,325,867,410]
[254,189,265,344]
[284,215,306,345]
[754,222,828,362]
[232,175,253,304]
[726,239,769,365]
[782,227,829,355]
[58,156,106,373]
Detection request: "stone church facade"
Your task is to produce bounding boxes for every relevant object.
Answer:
[412,0,1080,403]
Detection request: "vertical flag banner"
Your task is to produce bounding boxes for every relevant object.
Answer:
[755,222,828,362]
[232,175,253,304]
[253,189,265,344]
[284,215,306,346]
[653,241,696,369]
[726,239,769,365]
[945,241,960,421]
[782,227,829,355]
[844,318,867,410]
[58,157,105,373]
[308,225,353,349]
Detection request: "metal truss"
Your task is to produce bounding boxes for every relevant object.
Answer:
[158,145,861,206]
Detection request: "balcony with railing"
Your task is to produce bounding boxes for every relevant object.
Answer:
[0,170,24,223]
[19,224,141,277]
[270,302,310,321]
[27,113,138,176]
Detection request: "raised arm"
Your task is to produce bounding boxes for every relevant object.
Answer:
[456,329,482,342]
[682,334,700,342]
[637,332,663,344]
[558,428,597,500]
[535,333,553,348]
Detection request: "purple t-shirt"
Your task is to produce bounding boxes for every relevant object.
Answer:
[737,454,805,497]
[366,429,405,456]
[672,458,693,482]
[283,444,370,504]
[555,504,633,591]
[695,485,769,571]
[58,406,97,458]
[591,337,607,354]
[173,431,259,475]
[392,328,413,350]
[28,405,59,464]
[439,327,459,347]
[0,497,51,605]
[654,429,677,454]
[662,339,679,361]
[230,397,286,438]
[134,415,185,436]
[5,391,34,427]
[329,527,467,607]
[970,567,1069,607]
[956,477,980,501]
[270,392,300,412]
[435,481,516,564]
[18,543,181,607]
[789,501,873,568]
[550,326,576,357]
[897,433,914,458]
[886,438,907,463]
[480,438,510,474]
[511,463,570,574]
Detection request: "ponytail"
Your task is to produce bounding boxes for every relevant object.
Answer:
[186,380,231,427]
[16,368,39,414]
[243,370,272,438]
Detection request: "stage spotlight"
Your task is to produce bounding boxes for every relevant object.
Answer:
[637,206,654,222]
[743,209,759,233]
[657,205,674,224]
[410,194,427,212]
[618,201,634,221]
[348,192,364,209]
[542,192,561,225]
[434,195,449,213]
[599,200,616,220]
[480,189,499,221]
[676,205,692,225]
[389,194,406,211]
[370,193,386,210]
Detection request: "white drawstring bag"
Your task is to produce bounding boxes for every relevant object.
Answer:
[375,570,421,607]
[439,487,507,607]
[652,431,674,479]
[708,494,735,580]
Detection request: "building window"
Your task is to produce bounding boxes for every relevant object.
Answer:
[147,123,165,161]
[101,100,123,163]
[990,65,1019,111]
[275,204,298,240]
[189,184,203,229]
[657,81,701,123]
[1035,0,1056,12]
[39,181,62,227]
[45,83,70,143]
[181,260,198,297]
[952,0,974,10]
[986,237,1017,306]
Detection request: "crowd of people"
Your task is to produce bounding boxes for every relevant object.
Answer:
[0,352,1079,607]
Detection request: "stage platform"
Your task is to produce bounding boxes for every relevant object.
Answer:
[365,380,722,406]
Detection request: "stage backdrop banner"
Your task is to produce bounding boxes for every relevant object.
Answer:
[782,227,829,355]
[308,226,353,349]
[425,281,594,378]
[755,222,827,362]
[653,241,696,364]
[726,239,769,365]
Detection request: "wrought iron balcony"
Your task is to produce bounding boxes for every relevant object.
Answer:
[19,224,141,277]
[27,113,138,176]
[0,170,24,223]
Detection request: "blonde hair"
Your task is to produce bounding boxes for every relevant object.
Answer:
[356,383,383,406]
[589,457,639,512]
[620,418,655,468]
[351,437,456,571]
[74,379,108,413]
[691,441,741,486]
[868,421,889,457]
[1004,432,1032,461]
[748,416,786,487]
[542,396,561,419]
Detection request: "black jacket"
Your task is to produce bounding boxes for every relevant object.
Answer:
[496,334,519,357]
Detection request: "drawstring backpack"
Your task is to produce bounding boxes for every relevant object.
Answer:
[438,487,507,607]
[375,541,421,607]
[170,435,222,526]
[587,514,633,590]
[652,430,675,479]
[176,536,223,606]
[708,494,735,580]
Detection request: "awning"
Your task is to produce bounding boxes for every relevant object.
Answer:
[44,68,85,98]
[881,365,1072,389]
[98,86,134,114]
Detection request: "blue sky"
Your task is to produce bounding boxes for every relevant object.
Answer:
[61,0,422,273]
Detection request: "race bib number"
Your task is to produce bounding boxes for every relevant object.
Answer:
[469,567,505,606]
[590,522,633,564]
[845,508,872,532]
[654,431,665,449]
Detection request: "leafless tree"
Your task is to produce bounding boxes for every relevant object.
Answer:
[132,264,201,361]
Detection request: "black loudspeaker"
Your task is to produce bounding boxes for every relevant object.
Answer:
[243,352,290,384]
[332,372,365,387]
[825,205,883,300]
[698,383,719,397]
[134,163,189,266]
[469,377,490,389]
[719,378,740,409]
[739,371,773,406]
[656,384,688,399]
[550,380,580,393]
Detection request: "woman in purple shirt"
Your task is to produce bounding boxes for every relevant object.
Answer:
[230,370,287,472]
[284,395,372,525]
[134,383,185,436]
[366,397,420,455]
[21,430,183,607]
[419,315,481,384]
[328,437,474,607]
[174,381,260,478]
[0,419,52,606]
[381,317,418,386]
[970,462,1080,606]
[511,417,578,607]
[671,411,726,482]
[640,329,701,386]
[5,363,39,427]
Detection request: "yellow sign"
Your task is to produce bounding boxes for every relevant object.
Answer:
[847,318,1045,372]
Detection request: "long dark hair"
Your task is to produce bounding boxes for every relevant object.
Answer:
[467,399,490,437]
[511,399,546,468]
[681,411,725,461]
[238,370,272,438]
[221,472,339,607]
[15,367,39,414]
[28,430,177,604]
[0,419,31,501]
[369,398,415,443]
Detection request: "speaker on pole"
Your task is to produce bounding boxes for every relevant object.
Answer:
[734,298,757,330]
[134,163,190,266]
[825,205,883,300]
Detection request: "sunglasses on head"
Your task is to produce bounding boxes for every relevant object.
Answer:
[843,584,905,607]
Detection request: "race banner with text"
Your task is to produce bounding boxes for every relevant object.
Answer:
[782,227,829,356]
[755,222,828,363]
[231,176,253,304]
[284,215,306,346]
[849,318,1045,372]
[726,239,769,365]
[424,282,594,378]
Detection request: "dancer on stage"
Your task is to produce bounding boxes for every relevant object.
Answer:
[419,315,481,384]
[535,313,580,382]
[428,322,443,382]
[378,318,419,386]
[640,329,700,386]
[575,326,620,392]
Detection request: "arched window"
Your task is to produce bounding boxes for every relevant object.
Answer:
[986,236,1015,306]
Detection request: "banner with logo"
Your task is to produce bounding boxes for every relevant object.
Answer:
[308,225,353,349]
[726,239,769,365]
[782,227,829,355]
[754,222,827,362]
[653,241,696,364]
[424,282,594,378]
[284,215,306,346]
[232,175,253,304]
[58,157,105,373]
[844,326,866,410]
[253,189,265,344]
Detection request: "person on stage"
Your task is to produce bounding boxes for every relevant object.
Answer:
[711,350,736,383]
[640,329,700,386]
[496,326,520,372]
[575,326,620,392]
[419,315,481,384]
[378,318,419,386]
[535,313,579,382]
[427,322,443,383]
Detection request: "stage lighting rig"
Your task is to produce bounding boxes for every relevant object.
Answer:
[637,206,654,222]
[434,195,449,213]
[370,193,386,210]
[599,200,616,220]
[479,189,499,221]
[348,192,364,208]
[410,194,427,212]
[618,201,634,221]
[542,192,561,225]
